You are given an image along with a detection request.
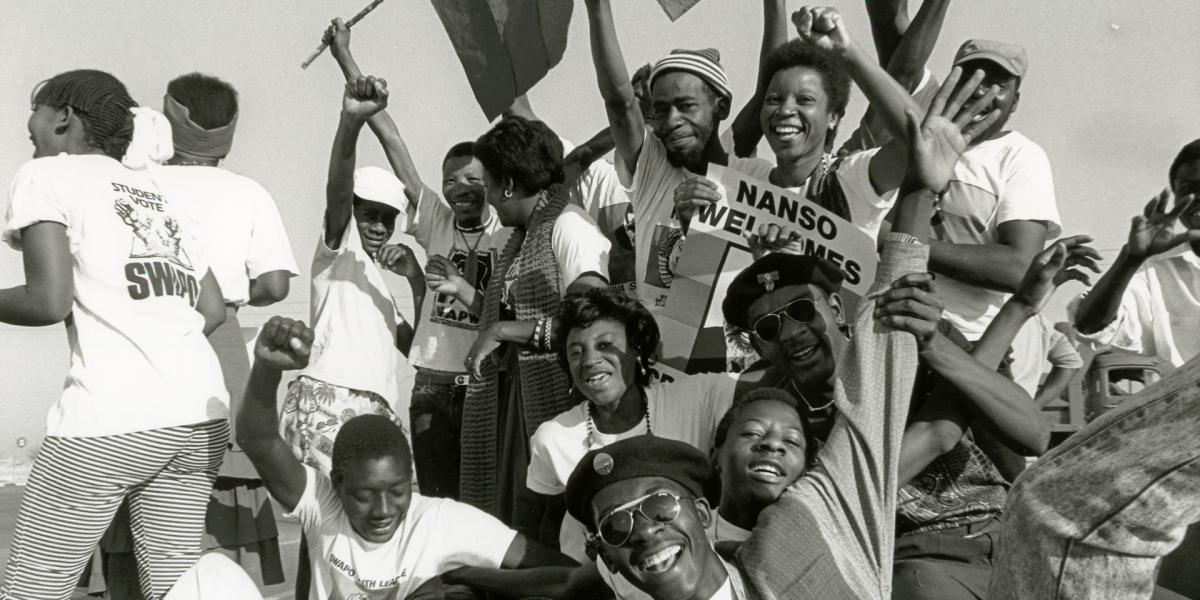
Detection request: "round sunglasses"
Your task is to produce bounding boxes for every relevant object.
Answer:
[597,491,682,547]
[751,297,817,342]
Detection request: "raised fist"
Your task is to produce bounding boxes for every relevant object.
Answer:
[254,316,315,372]
[343,75,388,119]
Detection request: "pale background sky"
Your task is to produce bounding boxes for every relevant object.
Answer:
[1,0,1198,465]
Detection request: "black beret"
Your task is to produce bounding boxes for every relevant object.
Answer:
[565,436,718,532]
[722,253,844,330]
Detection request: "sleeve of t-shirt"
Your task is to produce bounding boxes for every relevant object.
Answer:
[996,138,1062,237]
[283,466,343,532]
[404,187,452,250]
[433,499,520,571]
[526,421,566,496]
[552,204,611,289]
[4,160,69,250]
[622,128,665,200]
[570,160,624,219]
[1067,273,1154,356]
[245,179,299,278]
[835,147,897,214]
[1045,330,1084,370]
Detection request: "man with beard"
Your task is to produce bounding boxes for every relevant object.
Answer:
[1070,139,1200,374]
[325,19,510,499]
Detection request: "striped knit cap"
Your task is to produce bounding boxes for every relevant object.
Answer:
[649,48,733,102]
[32,70,136,160]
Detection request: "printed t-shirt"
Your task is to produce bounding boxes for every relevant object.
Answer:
[3,154,226,436]
[526,372,738,562]
[288,466,517,600]
[150,165,298,305]
[498,203,611,311]
[731,150,896,242]
[299,217,403,407]
[404,188,510,373]
[570,160,636,299]
[1068,245,1200,373]
[618,132,765,315]
[935,131,1062,340]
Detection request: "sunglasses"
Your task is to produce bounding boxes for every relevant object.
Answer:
[751,297,817,342]
[596,491,682,547]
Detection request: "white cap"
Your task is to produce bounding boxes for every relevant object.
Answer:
[162,553,263,599]
[353,166,407,215]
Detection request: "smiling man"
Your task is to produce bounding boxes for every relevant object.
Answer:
[237,316,575,599]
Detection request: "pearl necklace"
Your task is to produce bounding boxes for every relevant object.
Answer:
[585,400,652,449]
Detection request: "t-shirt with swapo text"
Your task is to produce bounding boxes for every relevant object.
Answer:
[3,154,227,437]
[404,188,510,374]
[288,466,517,599]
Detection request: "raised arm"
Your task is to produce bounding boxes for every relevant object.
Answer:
[882,0,950,92]
[730,0,789,158]
[1074,192,1200,334]
[326,18,432,214]
[325,75,389,251]
[584,0,646,179]
[235,316,314,512]
[0,222,73,326]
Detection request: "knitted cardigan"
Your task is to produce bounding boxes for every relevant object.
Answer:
[459,185,575,512]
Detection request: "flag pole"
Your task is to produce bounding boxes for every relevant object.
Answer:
[301,0,387,70]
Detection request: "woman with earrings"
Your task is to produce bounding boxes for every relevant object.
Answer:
[524,288,764,570]
[444,116,612,536]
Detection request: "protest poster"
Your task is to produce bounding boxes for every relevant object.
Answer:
[655,164,879,376]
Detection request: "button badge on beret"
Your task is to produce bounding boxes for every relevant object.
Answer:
[594,453,614,476]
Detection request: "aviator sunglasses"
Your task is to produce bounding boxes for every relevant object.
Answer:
[751,297,817,342]
[597,491,683,547]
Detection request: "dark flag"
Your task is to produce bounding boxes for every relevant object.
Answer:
[656,0,702,21]
[432,0,573,120]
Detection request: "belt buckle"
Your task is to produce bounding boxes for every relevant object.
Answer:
[454,374,470,387]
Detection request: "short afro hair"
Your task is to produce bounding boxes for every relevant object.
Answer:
[166,72,238,129]
[33,69,137,160]
[558,288,660,388]
[761,40,852,150]
[474,116,565,194]
[1169,139,1200,188]
[712,387,818,470]
[442,141,476,168]
[330,414,412,479]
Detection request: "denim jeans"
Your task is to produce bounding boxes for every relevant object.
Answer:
[989,355,1200,599]
[410,370,467,500]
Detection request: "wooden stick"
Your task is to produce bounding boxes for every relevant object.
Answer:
[300,0,387,70]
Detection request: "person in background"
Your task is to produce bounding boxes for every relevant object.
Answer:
[1,69,228,599]
[1011,313,1084,408]
[1070,139,1200,373]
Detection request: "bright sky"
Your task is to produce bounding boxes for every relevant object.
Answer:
[1,0,1199,449]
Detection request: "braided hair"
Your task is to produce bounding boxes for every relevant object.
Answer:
[32,70,136,160]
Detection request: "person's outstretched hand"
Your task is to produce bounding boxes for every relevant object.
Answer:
[875,272,944,349]
[903,66,1003,194]
[1126,191,1200,261]
[254,316,314,372]
[323,17,352,62]
[1011,235,1103,314]
[343,75,388,120]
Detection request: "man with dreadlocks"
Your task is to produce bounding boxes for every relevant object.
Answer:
[1,69,229,599]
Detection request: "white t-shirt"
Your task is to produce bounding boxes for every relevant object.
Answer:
[527,373,738,563]
[935,131,1062,340]
[570,160,637,299]
[150,165,298,305]
[1068,246,1200,373]
[1010,314,1084,397]
[288,466,517,600]
[405,188,511,373]
[3,154,227,436]
[299,217,403,407]
[499,203,611,308]
[730,150,896,242]
[619,133,765,315]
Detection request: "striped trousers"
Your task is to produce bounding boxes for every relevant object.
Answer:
[0,419,229,600]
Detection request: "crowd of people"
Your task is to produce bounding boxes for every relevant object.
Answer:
[1,2,1199,599]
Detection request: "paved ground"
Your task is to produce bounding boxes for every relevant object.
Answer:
[0,485,301,599]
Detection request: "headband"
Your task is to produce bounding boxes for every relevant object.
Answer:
[163,93,237,159]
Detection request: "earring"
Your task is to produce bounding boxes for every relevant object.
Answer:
[503,189,513,199]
